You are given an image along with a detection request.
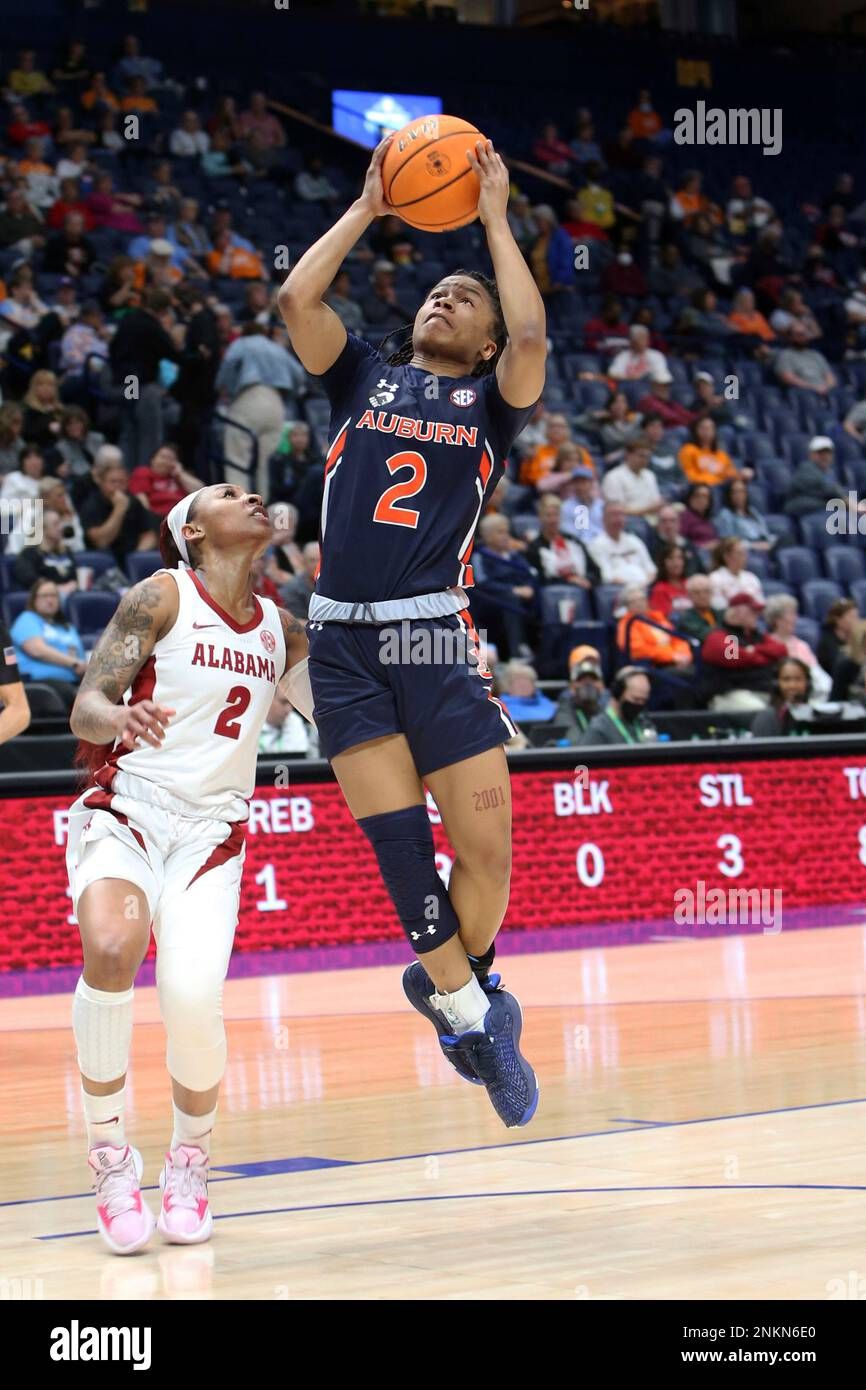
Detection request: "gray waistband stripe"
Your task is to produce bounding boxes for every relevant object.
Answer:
[308,588,470,624]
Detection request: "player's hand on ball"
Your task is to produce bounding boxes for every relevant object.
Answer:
[465,139,509,226]
[115,699,176,751]
[359,134,395,218]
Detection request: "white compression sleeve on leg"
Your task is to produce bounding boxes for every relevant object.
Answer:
[72,976,134,1083]
[279,656,316,725]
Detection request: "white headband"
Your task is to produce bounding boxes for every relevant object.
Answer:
[167,488,205,566]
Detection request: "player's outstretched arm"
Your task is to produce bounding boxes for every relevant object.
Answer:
[466,140,547,409]
[277,134,393,375]
[70,575,178,749]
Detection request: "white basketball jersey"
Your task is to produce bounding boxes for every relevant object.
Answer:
[98,566,286,821]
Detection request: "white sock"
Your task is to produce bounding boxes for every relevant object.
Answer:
[82,1085,127,1151]
[171,1102,216,1156]
[431,974,491,1035]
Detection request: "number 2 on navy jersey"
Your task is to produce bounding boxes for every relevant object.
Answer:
[372,450,428,530]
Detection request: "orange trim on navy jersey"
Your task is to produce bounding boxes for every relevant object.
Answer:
[189,569,263,634]
[324,423,349,478]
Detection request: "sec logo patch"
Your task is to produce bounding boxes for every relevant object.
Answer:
[261,629,276,653]
[450,387,477,407]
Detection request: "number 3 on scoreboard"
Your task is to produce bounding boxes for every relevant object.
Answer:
[215,685,251,740]
[373,450,428,529]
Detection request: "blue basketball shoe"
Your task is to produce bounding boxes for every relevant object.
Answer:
[441,989,540,1128]
[402,961,500,1085]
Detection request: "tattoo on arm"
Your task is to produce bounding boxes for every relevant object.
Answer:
[279,607,309,675]
[73,580,166,739]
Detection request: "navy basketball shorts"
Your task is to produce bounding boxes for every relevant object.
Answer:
[307,612,518,778]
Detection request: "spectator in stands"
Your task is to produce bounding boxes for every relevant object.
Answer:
[128,443,204,519]
[687,371,736,428]
[258,687,316,756]
[650,544,691,619]
[602,436,662,519]
[773,322,836,395]
[44,404,96,488]
[500,662,557,725]
[59,301,108,377]
[56,136,92,178]
[569,115,605,169]
[524,494,599,588]
[507,192,538,252]
[583,297,630,357]
[94,109,123,154]
[170,110,210,158]
[678,286,735,345]
[239,91,286,148]
[368,213,420,266]
[21,373,62,451]
[237,281,272,328]
[604,126,642,174]
[532,122,573,176]
[715,478,773,551]
[54,108,94,153]
[206,229,265,280]
[588,501,657,588]
[79,450,159,569]
[750,658,814,735]
[601,248,647,300]
[528,205,576,302]
[47,177,94,232]
[324,269,363,334]
[728,286,775,346]
[635,371,695,429]
[10,578,86,711]
[520,413,577,487]
[268,421,321,506]
[818,597,859,676]
[16,136,58,213]
[648,242,704,300]
[39,475,85,550]
[0,186,45,256]
[574,164,616,236]
[575,389,638,463]
[42,210,95,279]
[763,594,832,698]
[678,483,718,557]
[472,514,538,660]
[678,417,740,488]
[830,618,866,702]
[217,323,307,497]
[672,170,721,226]
[536,442,596,494]
[555,646,607,742]
[266,500,305,578]
[1,442,45,534]
[651,503,703,575]
[642,414,682,488]
[114,34,164,92]
[120,76,159,116]
[279,541,320,620]
[784,436,845,518]
[769,287,820,341]
[200,128,246,181]
[627,89,663,141]
[560,466,604,544]
[7,49,54,98]
[609,325,669,383]
[0,404,26,476]
[701,593,787,711]
[81,71,118,112]
[576,666,654,746]
[86,171,144,233]
[677,572,722,643]
[0,267,49,339]
[709,537,765,609]
[683,212,734,290]
[294,154,339,208]
[49,277,81,330]
[13,509,78,596]
[616,582,694,677]
[52,40,91,92]
[109,287,181,470]
[360,260,413,328]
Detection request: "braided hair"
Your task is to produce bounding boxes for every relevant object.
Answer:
[382,269,507,378]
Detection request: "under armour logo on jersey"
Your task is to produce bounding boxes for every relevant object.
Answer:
[410,926,438,940]
[369,378,398,407]
[449,386,477,407]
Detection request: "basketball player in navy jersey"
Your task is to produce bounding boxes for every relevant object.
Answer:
[279,136,546,1126]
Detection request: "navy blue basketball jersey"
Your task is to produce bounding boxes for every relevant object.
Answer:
[309,332,538,609]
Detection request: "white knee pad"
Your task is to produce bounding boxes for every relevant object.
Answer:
[157,967,227,1092]
[72,977,135,1084]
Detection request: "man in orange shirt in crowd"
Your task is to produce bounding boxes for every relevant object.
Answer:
[616,583,694,672]
[520,414,594,487]
[627,90,663,141]
[206,230,266,280]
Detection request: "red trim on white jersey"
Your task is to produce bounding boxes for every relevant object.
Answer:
[188,570,263,634]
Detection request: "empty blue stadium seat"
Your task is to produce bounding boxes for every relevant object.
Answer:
[511,514,540,539]
[66,591,122,640]
[797,511,833,551]
[777,547,821,589]
[799,579,843,622]
[823,545,865,588]
[539,585,592,625]
[593,584,621,623]
[124,551,164,585]
[849,579,866,613]
[794,616,820,652]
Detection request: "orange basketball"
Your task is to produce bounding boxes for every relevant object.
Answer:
[381,114,484,232]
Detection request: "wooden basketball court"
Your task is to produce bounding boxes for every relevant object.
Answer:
[2,922,865,1301]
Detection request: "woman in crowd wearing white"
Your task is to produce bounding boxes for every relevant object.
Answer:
[708,536,765,610]
[763,594,832,698]
[66,483,313,1254]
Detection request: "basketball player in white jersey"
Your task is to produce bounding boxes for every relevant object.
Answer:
[67,483,313,1254]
